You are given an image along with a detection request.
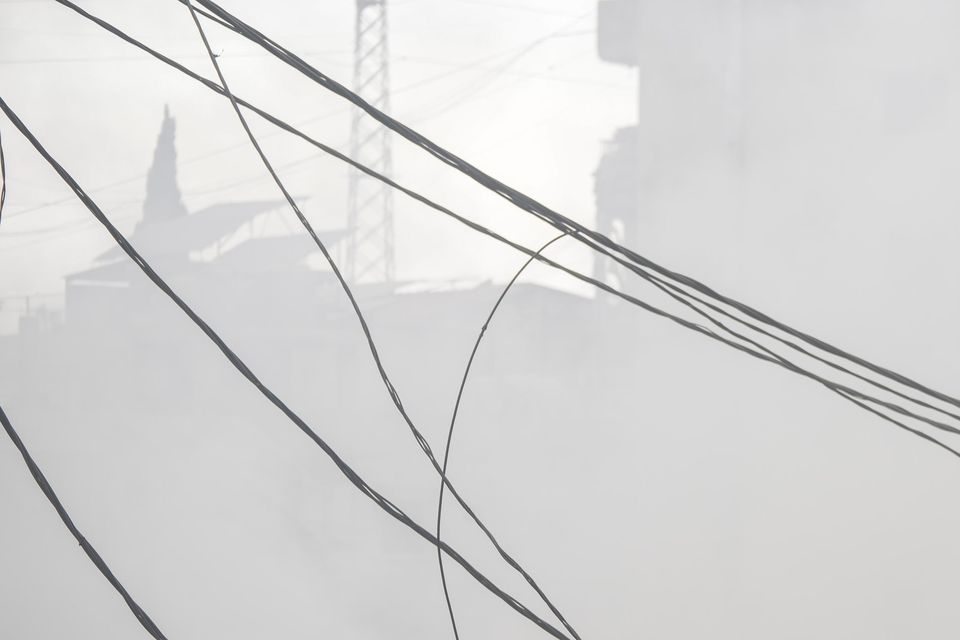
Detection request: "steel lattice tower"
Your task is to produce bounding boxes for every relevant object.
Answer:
[345,0,394,283]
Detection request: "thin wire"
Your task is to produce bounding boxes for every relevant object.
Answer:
[0,402,169,640]
[0,95,572,640]
[182,4,582,638]
[191,0,960,415]
[437,232,568,640]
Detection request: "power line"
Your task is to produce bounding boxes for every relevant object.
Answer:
[188,0,960,431]
[182,2,580,636]
[437,232,569,640]
[49,0,960,455]
[0,94,573,640]
[0,402,169,640]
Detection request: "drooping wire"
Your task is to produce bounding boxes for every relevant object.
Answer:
[0,402,169,640]
[181,3,581,637]
[437,232,568,640]
[0,95,573,640]
[47,0,960,456]
[187,0,960,416]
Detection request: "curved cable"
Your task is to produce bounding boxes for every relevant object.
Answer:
[437,232,568,640]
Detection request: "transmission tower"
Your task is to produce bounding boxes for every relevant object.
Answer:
[345,0,394,284]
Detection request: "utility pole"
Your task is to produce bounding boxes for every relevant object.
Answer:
[345,0,394,284]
